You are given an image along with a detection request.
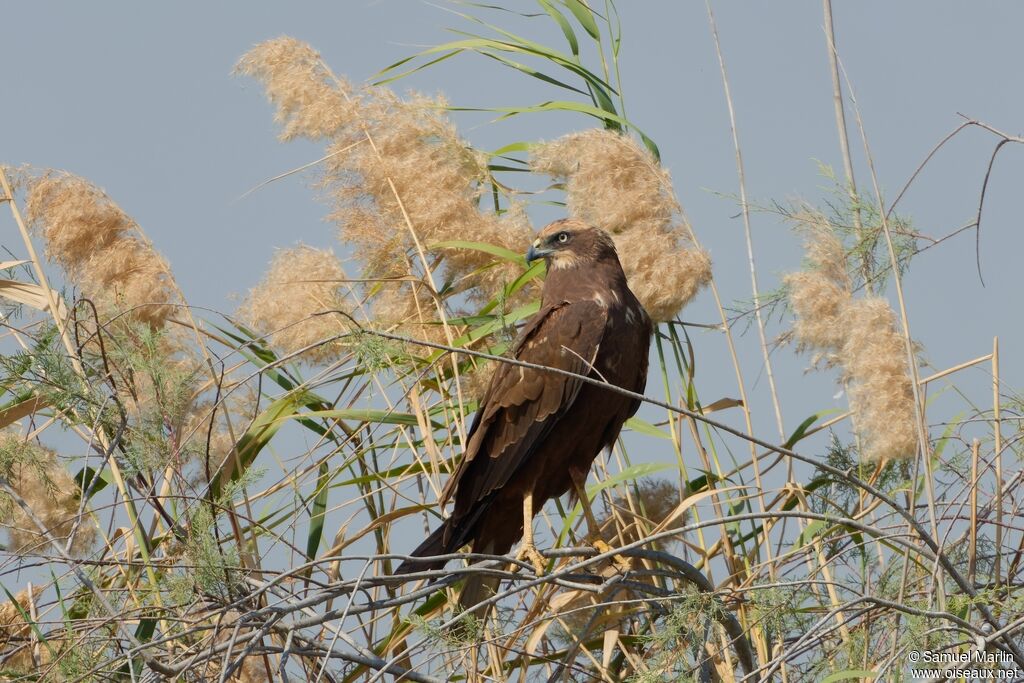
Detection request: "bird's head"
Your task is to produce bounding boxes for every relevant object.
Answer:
[526,219,618,271]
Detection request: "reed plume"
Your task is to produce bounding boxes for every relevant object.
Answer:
[238,244,351,362]
[532,129,711,321]
[23,171,178,327]
[1,435,95,557]
[785,212,917,462]
[237,38,533,353]
[235,37,356,142]
[0,586,44,674]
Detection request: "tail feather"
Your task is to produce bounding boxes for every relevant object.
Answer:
[393,522,451,575]
[457,540,500,620]
[393,502,494,575]
[394,524,502,633]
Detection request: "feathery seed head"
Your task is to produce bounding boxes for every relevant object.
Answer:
[532,129,710,321]
[0,586,42,673]
[238,244,351,363]
[23,171,179,327]
[531,129,677,234]
[785,214,917,462]
[784,271,848,356]
[0,435,96,557]
[784,213,853,354]
[613,230,712,323]
[840,298,918,462]
[85,238,177,326]
[236,36,356,142]
[323,89,530,302]
[24,173,131,266]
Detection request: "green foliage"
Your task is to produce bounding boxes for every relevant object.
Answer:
[813,163,918,293]
[746,584,814,645]
[0,324,90,417]
[108,325,200,476]
[350,329,400,374]
[167,502,243,603]
[628,593,728,682]
[55,635,106,681]
[812,434,907,515]
[405,611,483,649]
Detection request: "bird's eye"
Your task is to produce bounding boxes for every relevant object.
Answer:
[557,232,569,243]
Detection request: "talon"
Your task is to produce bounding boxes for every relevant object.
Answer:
[592,538,632,573]
[515,543,547,575]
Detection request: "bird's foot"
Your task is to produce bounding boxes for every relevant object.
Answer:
[515,542,547,575]
[592,539,632,573]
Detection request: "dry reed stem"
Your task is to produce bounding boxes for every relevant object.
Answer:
[705,0,785,443]
[703,9,784,666]
[993,336,1003,585]
[823,0,867,285]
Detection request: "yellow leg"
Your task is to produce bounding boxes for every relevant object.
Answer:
[572,476,632,572]
[572,476,603,535]
[514,491,546,574]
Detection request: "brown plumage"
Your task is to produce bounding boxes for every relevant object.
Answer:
[395,220,652,603]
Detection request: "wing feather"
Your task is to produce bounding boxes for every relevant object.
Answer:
[441,300,607,514]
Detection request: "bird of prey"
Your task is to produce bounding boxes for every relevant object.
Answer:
[395,219,653,596]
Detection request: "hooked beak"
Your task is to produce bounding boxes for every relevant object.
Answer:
[525,239,551,264]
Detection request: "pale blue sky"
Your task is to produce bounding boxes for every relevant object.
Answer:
[3,1,1022,462]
